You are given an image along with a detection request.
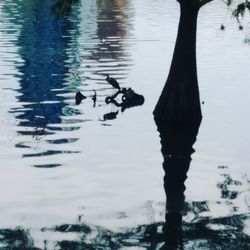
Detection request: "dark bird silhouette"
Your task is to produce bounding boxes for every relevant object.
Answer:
[92,90,97,107]
[105,74,120,90]
[105,88,144,112]
[103,111,119,121]
[75,91,86,105]
[220,24,225,30]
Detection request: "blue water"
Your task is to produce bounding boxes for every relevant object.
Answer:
[0,0,250,249]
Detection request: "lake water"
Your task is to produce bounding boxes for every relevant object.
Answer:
[0,0,250,249]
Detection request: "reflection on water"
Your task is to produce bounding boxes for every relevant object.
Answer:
[80,0,133,86]
[0,196,249,249]
[105,87,145,115]
[4,0,82,161]
[95,0,132,64]
[51,0,80,18]
[2,0,134,166]
[153,78,202,248]
[0,0,250,249]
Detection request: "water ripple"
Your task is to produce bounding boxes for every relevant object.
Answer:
[22,150,80,158]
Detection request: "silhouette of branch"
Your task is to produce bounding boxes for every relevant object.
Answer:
[176,0,212,9]
[199,0,214,8]
[232,1,250,21]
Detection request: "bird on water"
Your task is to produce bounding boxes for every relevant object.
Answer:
[105,74,120,90]
[75,91,86,105]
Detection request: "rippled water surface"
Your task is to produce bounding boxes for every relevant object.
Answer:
[0,0,250,249]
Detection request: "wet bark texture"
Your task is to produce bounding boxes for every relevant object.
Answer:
[154,1,202,128]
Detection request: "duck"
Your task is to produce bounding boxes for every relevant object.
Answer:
[75,91,86,105]
[105,74,120,90]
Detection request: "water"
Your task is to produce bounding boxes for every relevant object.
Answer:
[0,0,250,249]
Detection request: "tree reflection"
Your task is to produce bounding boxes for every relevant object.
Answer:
[217,174,242,200]
[1,209,249,249]
[88,0,132,85]
[153,103,201,248]
[96,0,130,58]
[51,0,80,18]
[4,0,82,158]
[0,227,38,250]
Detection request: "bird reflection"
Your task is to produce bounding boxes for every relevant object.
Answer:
[105,88,144,112]
[154,110,201,249]
[103,111,119,121]
[74,87,144,121]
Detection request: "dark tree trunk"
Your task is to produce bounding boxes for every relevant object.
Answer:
[153,1,203,238]
[154,1,202,127]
